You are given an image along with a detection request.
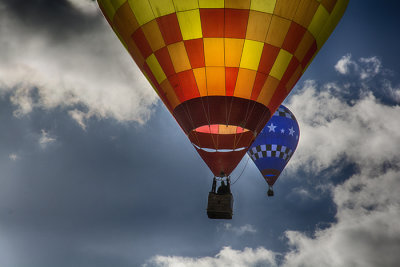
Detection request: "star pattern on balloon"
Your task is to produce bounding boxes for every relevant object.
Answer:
[267,123,277,132]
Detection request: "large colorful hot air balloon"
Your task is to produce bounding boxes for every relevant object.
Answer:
[96,0,348,178]
[248,105,300,196]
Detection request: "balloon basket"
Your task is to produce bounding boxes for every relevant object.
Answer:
[267,188,274,197]
[207,192,233,219]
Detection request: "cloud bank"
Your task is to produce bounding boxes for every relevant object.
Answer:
[287,81,400,174]
[144,56,400,267]
[144,246,278,267]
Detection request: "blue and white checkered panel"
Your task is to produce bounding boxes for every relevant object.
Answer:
[249,144,293,161]
[273,106,295,120]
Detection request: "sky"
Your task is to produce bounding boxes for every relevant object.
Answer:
[0,0,399,266]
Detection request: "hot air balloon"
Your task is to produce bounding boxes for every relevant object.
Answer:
[248,105,299,196]
[97,0,348,217]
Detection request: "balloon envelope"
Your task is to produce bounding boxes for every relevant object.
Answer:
[248,105,299,187]
[97,0,347,176]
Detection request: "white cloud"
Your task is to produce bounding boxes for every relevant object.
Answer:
[334,54,355,75]
[289,187,320,201]
[143,246,278,267]
[39,129,56,148]
[282,168,400,267]
[381,79,400,103]
[286,81,400,174]
[9,153,18,161]
[223,223,257,236]
[358,56,382,80]
[66,0,98,14]
[334,54,383,80]
[0,4,157,128]
[68,109,91,130]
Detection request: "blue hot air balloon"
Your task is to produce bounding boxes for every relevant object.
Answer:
[248,105,300,197]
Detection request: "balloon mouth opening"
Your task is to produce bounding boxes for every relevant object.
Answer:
[190,124,252,152]
[192,143,247,153]
[194,124,250,135]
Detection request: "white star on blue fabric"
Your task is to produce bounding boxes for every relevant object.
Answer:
[281,129,285,133]
[267,123,277,132]
[289,127,295,136]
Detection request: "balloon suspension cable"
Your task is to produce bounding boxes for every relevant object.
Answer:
[231,155,250,186]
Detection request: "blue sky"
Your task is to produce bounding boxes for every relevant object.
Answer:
[0,1,399,266]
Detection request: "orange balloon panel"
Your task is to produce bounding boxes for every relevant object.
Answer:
[98,0,348,176]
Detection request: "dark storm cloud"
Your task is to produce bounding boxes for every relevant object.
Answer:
[0,0,157,125]
[1,0,98,37]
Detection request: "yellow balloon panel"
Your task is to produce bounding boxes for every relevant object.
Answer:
[240,40,264,71]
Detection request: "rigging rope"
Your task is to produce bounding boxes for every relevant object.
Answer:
[231,155,250,186]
